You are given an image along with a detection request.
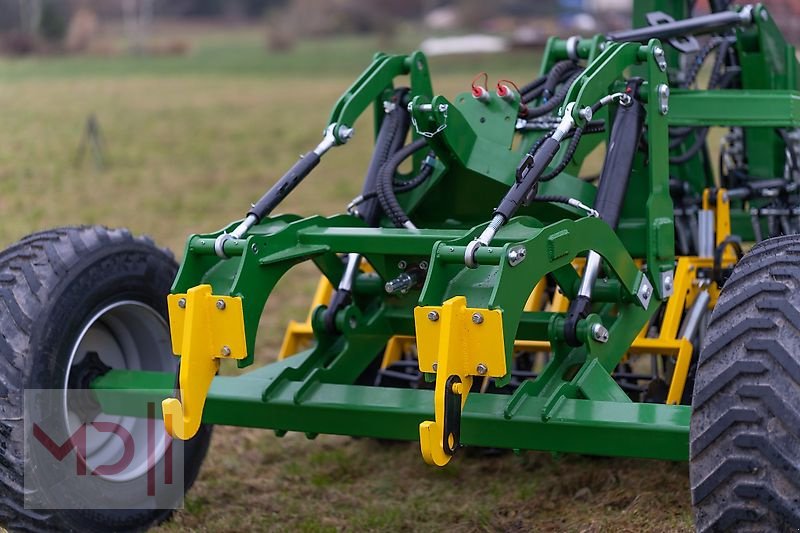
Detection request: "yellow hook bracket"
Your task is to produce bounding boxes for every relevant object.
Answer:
[162,284,246,440]
[414,296,506,466]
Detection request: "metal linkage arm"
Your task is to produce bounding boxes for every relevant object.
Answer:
[607,5,754,43]
[214,52,434,258]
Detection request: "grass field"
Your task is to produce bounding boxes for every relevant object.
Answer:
[0,26,693,532]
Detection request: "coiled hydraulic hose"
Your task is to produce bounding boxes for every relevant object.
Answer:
[377,138,430,228]
[356,90,411,225]
[523,69,583,118]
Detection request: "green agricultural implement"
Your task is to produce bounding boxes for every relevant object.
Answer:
[2,1,800,531]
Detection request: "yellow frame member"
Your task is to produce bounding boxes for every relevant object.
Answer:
[163,284,247,440]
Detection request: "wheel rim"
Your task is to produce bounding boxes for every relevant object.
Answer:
[63,300,176,483]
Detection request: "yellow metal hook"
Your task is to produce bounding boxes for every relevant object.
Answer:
[414,296,506,466]
[162,284,246,440]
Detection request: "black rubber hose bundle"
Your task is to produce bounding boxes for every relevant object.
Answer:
[541,60,578,101]
[669,37,734,164]
[377,138,430,227]
[356,89,411,225]
[523,69,583,117]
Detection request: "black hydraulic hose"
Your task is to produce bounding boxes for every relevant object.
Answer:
[394,152,435,193]
[670,128,710,164]
[542,60,577,101]
[539,127,584,182]
[377,138,429,227]
[325,90,410,334]
[520,75,547,100]
[682,37,724,88]
[670,39,733,164]
[523,69,583,118]
[356,91,410,226]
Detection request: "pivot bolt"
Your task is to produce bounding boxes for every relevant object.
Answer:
[507,246,527,267]
[579,106,593,121]
[653,46,667,72]
[177,298,186,308]
[476,363,488,375]
[216,299,226,310]
[428,311,439,322]
[221,345,232,356]
[591,324,609,343]
[472,312,484,324]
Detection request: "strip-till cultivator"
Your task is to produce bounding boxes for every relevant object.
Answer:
[2,2,800,531]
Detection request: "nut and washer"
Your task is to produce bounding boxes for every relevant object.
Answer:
[476,363,488,375]
[472,312,484,324]
[427,310,440,322]
[216,299,226,310]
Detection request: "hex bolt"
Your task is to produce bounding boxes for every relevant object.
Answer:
[428,310,439,322]
[221,345,232,356]
[472,312,484,324]
[591,324,609,344]
[432,362,438,371]
[251,243,259,254]
[216,299,226,310]
[419,261,428,270]
[397,260,407,269]
[642,286,651,299]
[177,298,186,309]
[476,363,488,375]
[664,275,673,292]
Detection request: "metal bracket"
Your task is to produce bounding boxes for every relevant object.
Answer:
[163,285,247,440]
[415,296,507,466]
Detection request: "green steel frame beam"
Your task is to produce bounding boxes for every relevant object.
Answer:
[669,90,800,127]
[94,368,690,461]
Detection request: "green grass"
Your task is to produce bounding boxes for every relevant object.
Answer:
[0,26,693,532]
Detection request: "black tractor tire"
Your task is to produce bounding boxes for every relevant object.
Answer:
[690,235,800,532]
[0,226,212,532]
